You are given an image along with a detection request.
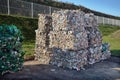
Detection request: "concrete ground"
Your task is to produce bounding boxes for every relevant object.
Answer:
[0,56,120,80]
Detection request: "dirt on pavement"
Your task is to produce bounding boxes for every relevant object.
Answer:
[0,56,120,80]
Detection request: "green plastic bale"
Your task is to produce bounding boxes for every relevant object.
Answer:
[0,24,24,75]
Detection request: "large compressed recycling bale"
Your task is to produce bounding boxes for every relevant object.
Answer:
[36,14,52,47]
[87,43,111,64]
[85,13,102,47]
[52,10,85,31]
[86,27,102,47]
[38,14,52,32]
[50,48,88,70]
[49,30,88,50]
[35,46,51,64]
[35,30,47,47]
[84,13,98,27]
[50,10,88,50]
[35,29,50,61]
[88,46,102,64]
[35,14,52,62]
[0,24,24,75]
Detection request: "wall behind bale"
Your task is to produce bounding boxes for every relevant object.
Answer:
[0,14,38,41]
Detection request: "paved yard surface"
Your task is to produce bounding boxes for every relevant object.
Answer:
[0,56,120,80]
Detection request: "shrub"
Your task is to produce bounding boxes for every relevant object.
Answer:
[0,24,24,75]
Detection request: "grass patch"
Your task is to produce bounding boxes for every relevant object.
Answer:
[111,50,120,56]
[103,36,120,50]
[99,25,120,56]
[99,24,120,36]
[110,30,120,39]
[103,36,120,56]
[22,41,35,60]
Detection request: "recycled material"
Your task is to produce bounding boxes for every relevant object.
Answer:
[0,24,24,75]
[35,10,111,70]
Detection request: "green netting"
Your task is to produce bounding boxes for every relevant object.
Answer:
[0,24,24,75]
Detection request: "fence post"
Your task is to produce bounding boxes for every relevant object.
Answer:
[110,19,112,25]
[116,20,118,26]
[113,19,115,26]
[49,6,52,15]
[117,20,119,26]
[96,16,98,23]
[114,19,115,25]
[118,20,120,26]
[107,18,109,25]
[115,20,117,26]
[7,0,10,15]
[119,20,120,26]
[102,17,104,25]
[112,19,114,25]
[31,2,33,18]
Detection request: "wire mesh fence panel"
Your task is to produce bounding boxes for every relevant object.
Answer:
[33,3,49,18]
[0,0,7,6]
[116,20,120,26]
[114,20,116,26]
[51,7,61,13]
[113,19,115,25]
[9,7,31,17]
[98,16,103,24]
[107,18,110,25]
[119,20,120,26]
[0,0,8,14]
[9,0,31,17]
[95,16,120,26]
[0,6,8,14]
[104,17,108,24]
[112,19,114,25]
[0,0,120,26]
[109,19,112,25]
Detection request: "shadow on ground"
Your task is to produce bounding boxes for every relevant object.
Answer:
[111,50,120,57]
[0,56,120,80]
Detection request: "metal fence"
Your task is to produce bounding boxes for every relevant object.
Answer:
[95,16,120,26]
[0,0,120,26]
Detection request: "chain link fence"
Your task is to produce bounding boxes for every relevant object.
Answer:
[0,0,120,26]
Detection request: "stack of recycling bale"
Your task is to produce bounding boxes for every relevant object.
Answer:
[84,13,111,64]
[0,25,24,75]
[49,10,89,70]
[35,14,52,64]
[35,10,111,71]
[84,13,103,64]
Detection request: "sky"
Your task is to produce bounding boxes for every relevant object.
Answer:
[58,0,120,17]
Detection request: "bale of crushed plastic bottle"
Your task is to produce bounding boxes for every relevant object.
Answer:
[0,24,24,75]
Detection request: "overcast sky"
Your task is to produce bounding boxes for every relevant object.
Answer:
[58,0,120,17]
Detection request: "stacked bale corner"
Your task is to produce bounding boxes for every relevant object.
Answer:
[35,10,111,70]
[0,25,24,75]
[35,14,52,64]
